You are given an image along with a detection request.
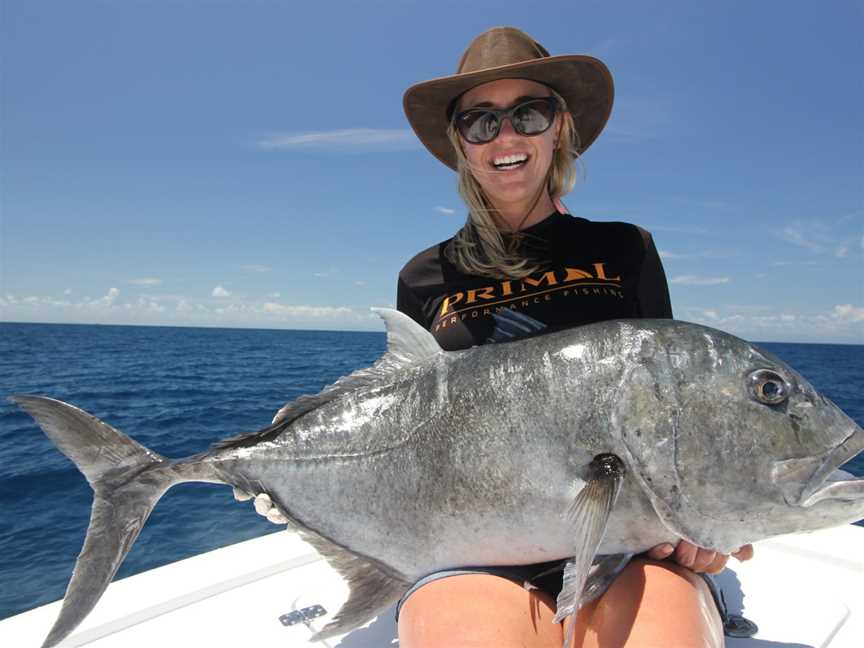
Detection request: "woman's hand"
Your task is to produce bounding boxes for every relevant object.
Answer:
[233,488,289,524]
[230,410,293,525]
[647,540,754,574]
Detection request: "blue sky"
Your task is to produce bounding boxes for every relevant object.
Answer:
[1,1,862,343]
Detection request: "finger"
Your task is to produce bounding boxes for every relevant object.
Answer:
[733,544,755,561]
[265,508,289,524]
[704,553,730,574]
[253,493,273,516]
[647,543,675,560]
[690,549,718,573]
[674,541,698,569]
[233,488,253,502]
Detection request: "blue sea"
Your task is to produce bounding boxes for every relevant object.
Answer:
[0,322,862,622]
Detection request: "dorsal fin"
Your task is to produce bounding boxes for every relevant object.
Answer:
[271,309,440,425]
[370,307,441,370]
[212,308,441,451]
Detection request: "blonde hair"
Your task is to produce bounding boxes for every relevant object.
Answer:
[445,88,581,279]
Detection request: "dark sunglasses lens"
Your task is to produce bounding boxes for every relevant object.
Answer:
[458,110,500,144]
[513,99,556,135]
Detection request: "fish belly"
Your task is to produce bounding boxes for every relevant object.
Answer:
[256,443,580,579]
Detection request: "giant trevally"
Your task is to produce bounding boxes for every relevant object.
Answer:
[12,309,864,648]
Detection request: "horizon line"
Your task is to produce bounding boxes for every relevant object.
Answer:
[2,319,862,347]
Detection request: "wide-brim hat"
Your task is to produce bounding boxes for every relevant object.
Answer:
[403,26,614,171]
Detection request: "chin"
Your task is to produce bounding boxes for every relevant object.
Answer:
[486,182,542,205]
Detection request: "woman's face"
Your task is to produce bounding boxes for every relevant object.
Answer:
[456,78,560,211]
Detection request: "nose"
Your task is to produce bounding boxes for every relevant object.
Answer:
[497,116,518,138]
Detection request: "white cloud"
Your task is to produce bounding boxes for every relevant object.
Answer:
[212,285,231,298]
[0,291,376,330]
[670,275,731,286]
[95,287,120,306]
[268,292,281,298]
[257,128,416,150]
[128,278,162,286]
[832,304,864,323]
[262,302,353,318]
[777,219,861,258]
[313,272,328,278]
[63,288,73,295]
[679,304,864,343]
[134,297,165,313]
[2,294,71,308]
[21,291,852,343]
[240,264,271,273]
[780,225,825,253]
[435,206,456,215]
[353,280,367,287]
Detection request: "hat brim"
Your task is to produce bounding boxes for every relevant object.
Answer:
[403,55,614,171]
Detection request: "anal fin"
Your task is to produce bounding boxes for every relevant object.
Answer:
[265,498,410,640]
[554,454,625,646]
[306,531,409,641]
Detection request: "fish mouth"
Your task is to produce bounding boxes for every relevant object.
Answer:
[798,426,864,508]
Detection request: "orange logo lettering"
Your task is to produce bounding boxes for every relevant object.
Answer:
[521,271,558,290]
[593,263,621,281]
[440,292,464,316]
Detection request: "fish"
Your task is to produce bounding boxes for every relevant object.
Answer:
[12,308,864,648]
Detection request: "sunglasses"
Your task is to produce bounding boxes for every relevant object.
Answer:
[453,97,560,145]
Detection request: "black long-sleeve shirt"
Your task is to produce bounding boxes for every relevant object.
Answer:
[397,211,672,351]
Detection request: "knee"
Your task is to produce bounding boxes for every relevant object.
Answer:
[578,559,723,648]
[612,558,722,616]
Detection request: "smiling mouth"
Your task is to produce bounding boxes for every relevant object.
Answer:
[492,153,529,171]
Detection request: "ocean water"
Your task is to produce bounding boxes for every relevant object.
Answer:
[0,322,862,621]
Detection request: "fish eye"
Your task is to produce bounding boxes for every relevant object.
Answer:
[748,369,790,405]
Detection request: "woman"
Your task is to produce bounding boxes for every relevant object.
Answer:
[396,27,752,647]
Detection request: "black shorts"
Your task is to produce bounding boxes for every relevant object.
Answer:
[395,560,564,621]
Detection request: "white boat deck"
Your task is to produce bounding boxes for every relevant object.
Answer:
[2,525,862,647]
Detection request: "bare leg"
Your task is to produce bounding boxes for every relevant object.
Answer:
[569,558,724,648]
[398,573,563,648]
[397,559,723,648]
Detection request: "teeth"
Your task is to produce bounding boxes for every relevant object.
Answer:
[493,153,528,167]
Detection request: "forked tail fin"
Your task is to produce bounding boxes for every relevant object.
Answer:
[11,396,178,648]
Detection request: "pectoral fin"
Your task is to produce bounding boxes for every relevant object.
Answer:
[486,310,547,344]
[554,454,625,643]
[580,553,633,605]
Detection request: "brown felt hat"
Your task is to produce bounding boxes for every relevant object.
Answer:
[403,27,614,171]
